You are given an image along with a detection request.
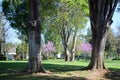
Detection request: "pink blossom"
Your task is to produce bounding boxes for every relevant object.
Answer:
[41,41,56,53]
[77,43,92,53]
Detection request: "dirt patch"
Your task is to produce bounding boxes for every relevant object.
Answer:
[31,70,110,80]
[86,70,108,80]
[5,70,119,80]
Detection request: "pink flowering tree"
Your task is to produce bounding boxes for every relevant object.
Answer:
[41,41,56,59]
[78,43,92,53]
[77,43,92,60]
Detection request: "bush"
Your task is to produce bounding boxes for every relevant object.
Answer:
[49,56,54,59]
[0,54,6,60]
[112,57,120,60]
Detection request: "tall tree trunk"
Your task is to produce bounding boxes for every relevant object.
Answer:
[63,41,71,62]
[70,32,77,62]
[118,52,120,59]
[65,47,70,61]
[85,0,118,70]
[27,0,45,73]
[0,42,4,55]
[87,28,108,70]
[0,42,1,55]
[61,27,71,62]
[22,42,24,60]
[63,40,70,61]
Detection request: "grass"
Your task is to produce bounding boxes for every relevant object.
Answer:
[105,59,120,71]
[0,59,120,80]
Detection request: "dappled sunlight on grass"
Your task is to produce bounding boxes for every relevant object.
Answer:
[0,59,120,80]
[42,59,89,73]
[105,59,120,72]
[0,60,27,72]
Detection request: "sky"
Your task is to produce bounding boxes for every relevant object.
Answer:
[0,0,21,43]
[84,6,120,35]
[5,22,22,43]
[111,8,120,34]
[0,1,120,43]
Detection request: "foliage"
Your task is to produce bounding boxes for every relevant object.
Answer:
[2,0,88,58]
[5,42,16,53]
[105,29,118,58]
[44,29,61,54]
[0,54,6,60]
[77,43,92,53]
[115,27,120,58]
[42,41,56,53]
[85,28,92,44]
[16,42,28,55]
[47,0,89,61]
[2,0,28,37]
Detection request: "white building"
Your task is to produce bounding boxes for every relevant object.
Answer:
[6,52,16,60]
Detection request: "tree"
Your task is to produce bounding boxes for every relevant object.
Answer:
[16,42,28,59]
[2,0,28,38]
[2,0,45,73]
[41,41,56,59]
[0,13,9,57]
[48,0,88,61]
[77,43,92,60]
[86,0,118,70]
[44,26,61,57]
[69,0,88,61]
[116,35,120,59]
[26,0,45,72]
[116,27,120,59]
[2,0,88,62]
[78,43,92,53]
[0,13,5,55]
[5,42,16,53]
[105,29,117,58]
[84,28,92,44]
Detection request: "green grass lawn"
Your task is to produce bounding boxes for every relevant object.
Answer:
[0,59,120,80]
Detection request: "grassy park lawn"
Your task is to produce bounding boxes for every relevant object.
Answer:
[0,59,120,80]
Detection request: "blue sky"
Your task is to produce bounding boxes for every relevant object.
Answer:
[5,22,21,43]
[111,9,120,34]
[85,6,120,35]
[1,1,120,43]
[0,0,21,43]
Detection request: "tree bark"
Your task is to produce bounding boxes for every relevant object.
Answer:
[85,0,118,70]
[27,0,45,73]
[63,39,70,61]
[118,52,120,59]
[61,27,71,62]
[70,32,77,62]
[63,41,71,62]
[87,28,108,70]
[65,48,70,61]
[22,42,24,60]
[0,42,1,55]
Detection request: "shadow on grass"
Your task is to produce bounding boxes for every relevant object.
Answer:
[0,73,88,80]
[0,61,87,80]
[0,61,85,73]
[1,61,120,80]
[105,68,120,80]
[0,62,27,73]
[43,63,84,72]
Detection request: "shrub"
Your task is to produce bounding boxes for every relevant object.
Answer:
[112,57,120,60]
[0,54,6,60]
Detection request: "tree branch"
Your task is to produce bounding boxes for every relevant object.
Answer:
[105,0,118,25]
